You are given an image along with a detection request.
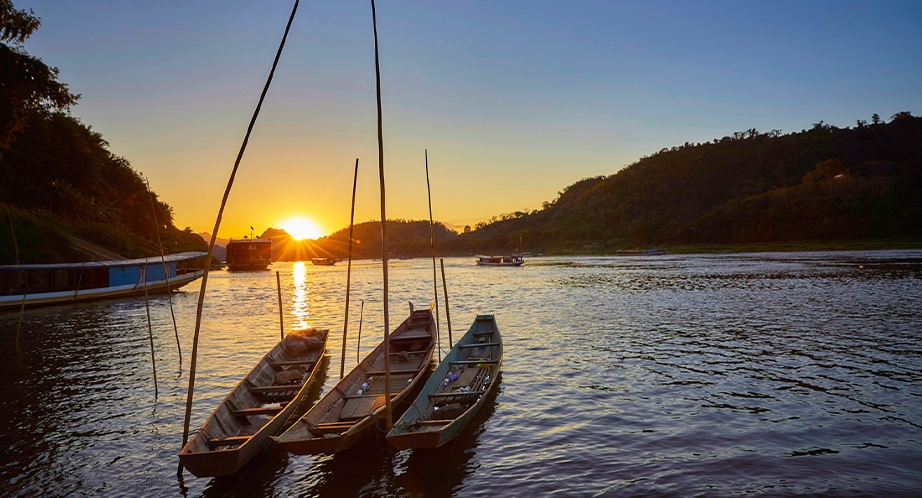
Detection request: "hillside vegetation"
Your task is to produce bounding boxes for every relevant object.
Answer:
[461,114,922,253]
[1,2,204,264]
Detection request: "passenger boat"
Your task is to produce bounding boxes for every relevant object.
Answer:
[387,314,502,449]
[178,327,329,477]
[616,248,667,256]
[475,254,524,266]
[310,257,336,266]
[226,238,272,271]
[272,307,436,455]
[0,252,207,311]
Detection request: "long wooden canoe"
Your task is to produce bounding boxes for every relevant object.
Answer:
[178,327,329,477]
[386,314,502,450]
[272,308,435,455]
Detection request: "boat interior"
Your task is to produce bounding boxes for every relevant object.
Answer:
[193,328,327,450]
[303,310,434,437]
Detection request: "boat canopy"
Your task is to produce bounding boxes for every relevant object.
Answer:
[0,252,208,272]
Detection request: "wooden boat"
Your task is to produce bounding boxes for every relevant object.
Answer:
[178,327,329,477]
[387,314,502,450]
[0,252,207,311]
[272,308,436,454]
[226,238,272,271]
[310,257,336,266]
[616,248,667,256]
[475,254,524,266]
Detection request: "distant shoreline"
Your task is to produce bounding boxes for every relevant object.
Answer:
[542,238,922,256]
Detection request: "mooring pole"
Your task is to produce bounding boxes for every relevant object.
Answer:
[440,259,453,348]
[425,150,442,361]
[341,158,359,378]
[276,271,285,341]
[370,0,393,431]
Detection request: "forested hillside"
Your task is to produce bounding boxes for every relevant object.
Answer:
[0,1,204,263]
[463,114,922,252]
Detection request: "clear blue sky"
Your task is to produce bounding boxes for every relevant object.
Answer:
[16,0,922,237]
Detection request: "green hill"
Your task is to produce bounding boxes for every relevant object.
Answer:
[461,113,922,253]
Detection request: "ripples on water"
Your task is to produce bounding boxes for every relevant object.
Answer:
[1,252,921,496]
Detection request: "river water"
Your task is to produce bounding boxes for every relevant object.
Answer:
[1,251,920,496]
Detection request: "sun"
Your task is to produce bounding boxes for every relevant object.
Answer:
[281,217,323,241]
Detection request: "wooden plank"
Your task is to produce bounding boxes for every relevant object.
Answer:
[340,395,380,420]
[428,391,486,398]
[415,419,452,426]
[365,368,422,375]
[248,384,304,393]
[449,360,497,365]
[343,393,398,400]
[233,406,283,418]
[459,342,499,348]
[269,359,316,367]
[391,328,432,341]
[449,368,479,389]
[308,422,355,436]
[208,436,251,447]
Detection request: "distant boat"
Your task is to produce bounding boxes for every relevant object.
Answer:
[272,308,436,455]
[226,238,271,271]
[475,254,524,266]
[0,252,207,311]
[310,257,336,266]
[616,248,667,256]
[178,327,329,477]
[387,314,502,450]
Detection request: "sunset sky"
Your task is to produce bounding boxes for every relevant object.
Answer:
[17,1,922,239]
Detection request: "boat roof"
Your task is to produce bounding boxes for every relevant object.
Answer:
[227,238,270,244]
[476,254,522,258]
[0,252,208,272]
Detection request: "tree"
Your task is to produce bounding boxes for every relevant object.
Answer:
[871,113,881,125]
[0,0,78,152]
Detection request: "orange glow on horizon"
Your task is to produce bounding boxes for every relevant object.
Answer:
[281,216,323,241]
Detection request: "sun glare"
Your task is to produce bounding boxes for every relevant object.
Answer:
[282,217,323,241]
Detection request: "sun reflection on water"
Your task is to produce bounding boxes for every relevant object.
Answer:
[291,261,311,329]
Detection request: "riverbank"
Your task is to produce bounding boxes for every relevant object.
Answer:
[541,238,922,256]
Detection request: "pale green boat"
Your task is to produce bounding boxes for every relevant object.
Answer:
[386,314,502,450]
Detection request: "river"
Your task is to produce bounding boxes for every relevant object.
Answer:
[1,251,920,496]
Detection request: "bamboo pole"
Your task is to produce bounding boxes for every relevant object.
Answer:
[356,300,364,364]
[15,289,26,349]
[73,262,84,298]
[179,0,300,476]
[142,267,159,397]
[370,0,392,431]
[341,158,359,378]
[8,208,25,349]
[440,259,453,348]
[7,207,19,265]
[146,179,182,365]
[276,271,285,341]
[425,150,442,361]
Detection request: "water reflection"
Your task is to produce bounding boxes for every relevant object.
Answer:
[291,262,310,329]
[2,252,921,496]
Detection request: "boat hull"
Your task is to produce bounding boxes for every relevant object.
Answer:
[178,328,328,477]
[387,314,502,450]
[0,252,207,311]
[273,309,436,455]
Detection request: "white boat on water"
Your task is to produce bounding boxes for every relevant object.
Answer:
[475,254,524,266]
[0,252,207,310]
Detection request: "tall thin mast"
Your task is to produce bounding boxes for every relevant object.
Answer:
[425,150,442,360]
[341,158,359,378]
[370,0,392,431]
